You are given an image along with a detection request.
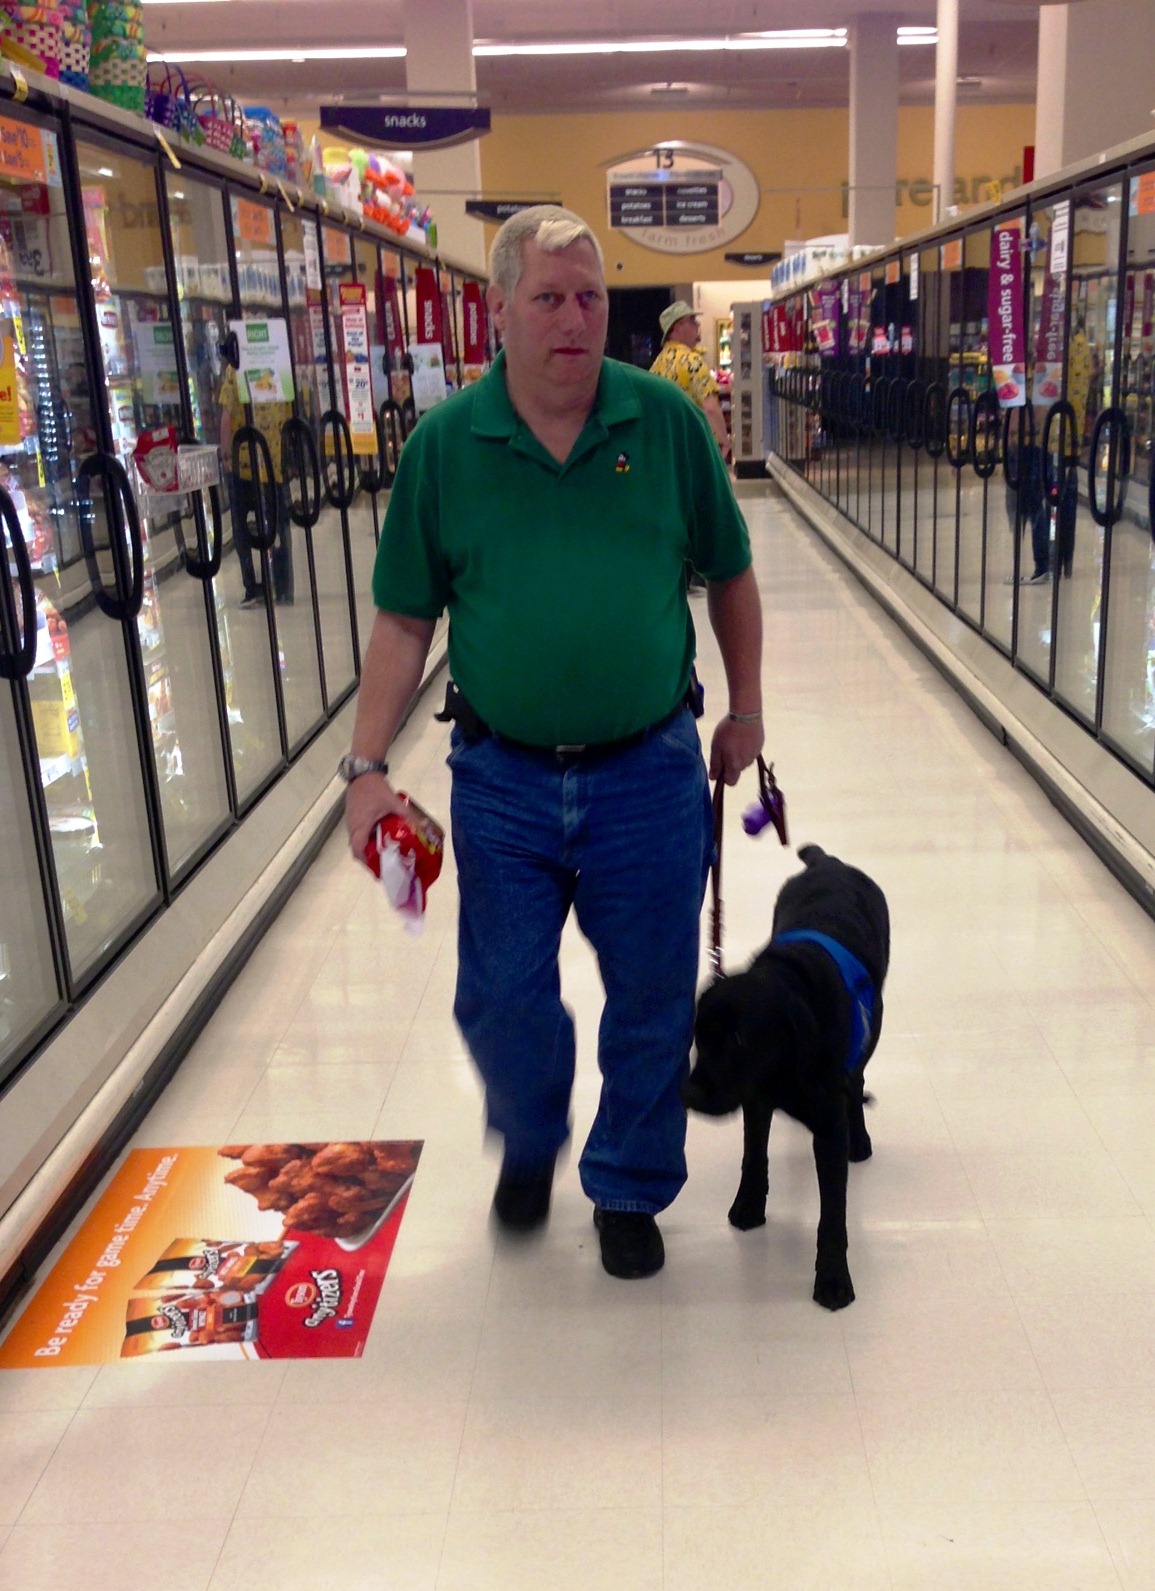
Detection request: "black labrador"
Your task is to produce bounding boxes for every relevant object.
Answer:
[683,844,890,1310]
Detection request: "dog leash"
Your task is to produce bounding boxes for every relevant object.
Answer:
[710,755,789,981]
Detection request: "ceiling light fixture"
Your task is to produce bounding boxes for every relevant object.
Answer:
[152,25,939,68]
[474,33,847,57]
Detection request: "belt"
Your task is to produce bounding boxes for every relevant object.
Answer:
[485,702,685,766]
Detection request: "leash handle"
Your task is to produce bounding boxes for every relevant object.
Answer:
[756,756,789,846]
[710,774,725,979]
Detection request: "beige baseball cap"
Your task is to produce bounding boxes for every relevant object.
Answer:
[659,300,698,339]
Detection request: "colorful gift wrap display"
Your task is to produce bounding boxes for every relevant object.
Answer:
[86,0,144,112]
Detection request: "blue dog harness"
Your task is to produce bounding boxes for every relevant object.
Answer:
[774,930,875,1073]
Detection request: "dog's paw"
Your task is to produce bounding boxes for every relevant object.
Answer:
[728,1195,767,1231]
[849,1130,873,1163]
[813,1270,855,1311]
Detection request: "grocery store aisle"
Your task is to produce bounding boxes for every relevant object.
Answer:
[3,484,1155,1590]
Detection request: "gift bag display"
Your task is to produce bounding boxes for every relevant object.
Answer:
[145,61,202,144]
[191,81,245,159]
[58,2,89,88]
[0,5,64,78]
[87,0,145,113]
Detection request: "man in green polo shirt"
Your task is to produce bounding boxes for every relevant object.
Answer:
[343,206,763,1280]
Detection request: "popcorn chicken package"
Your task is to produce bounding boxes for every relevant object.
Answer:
[362,795,444,932]
[122,1289,261,1357]
[132,1238,294,1296]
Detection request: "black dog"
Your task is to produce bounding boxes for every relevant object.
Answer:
[684,844,890,1310]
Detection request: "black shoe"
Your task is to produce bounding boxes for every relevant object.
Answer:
[593,1208,664,1278]
[492,1159,554,1232]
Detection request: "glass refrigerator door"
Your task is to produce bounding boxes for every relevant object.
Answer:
[227,191,323,765]
[1054,179,1123,728]
[1017,199,1071,690]
[1100,172,1155,775]
[349,233,388,646]
[311,220,360,705]
[0,614,63,1080]
[74,149,233,883]
[9,125,161,984]
[955,229,994,630]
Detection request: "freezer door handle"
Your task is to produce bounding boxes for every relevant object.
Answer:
[357,405,389,495]
[945,385,972,470]
[1088,406,1130,528]
[77,451,145,620]
[0,484,36,680]
[1041,401,1079,502]
[969,390,1001,481]
[321,407,358,511]
[231,426,279,551]
[924,382,947,459]
[282,416,322,529]
[184,481,224,581]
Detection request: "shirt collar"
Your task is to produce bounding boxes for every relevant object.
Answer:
[471,349,643,443]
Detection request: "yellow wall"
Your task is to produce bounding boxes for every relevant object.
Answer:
[476,104,1036,287]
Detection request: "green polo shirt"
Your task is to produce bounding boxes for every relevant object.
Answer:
[373,349,751,746]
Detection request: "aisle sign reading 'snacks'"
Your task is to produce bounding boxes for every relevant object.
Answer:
[988,223,1026,408]
[0,1142,421,1368]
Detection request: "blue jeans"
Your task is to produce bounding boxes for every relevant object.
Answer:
[448,706,714,1213]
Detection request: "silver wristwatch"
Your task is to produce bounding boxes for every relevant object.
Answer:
[337,754,390,783]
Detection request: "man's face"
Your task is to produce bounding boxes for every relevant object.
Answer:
[669,314,700,348]
[487,238,608,397]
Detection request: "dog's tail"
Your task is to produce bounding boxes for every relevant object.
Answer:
[798,844,829,868]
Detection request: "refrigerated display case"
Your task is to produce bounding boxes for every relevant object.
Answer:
[0,64,485,1289]
[765,122,1155,832]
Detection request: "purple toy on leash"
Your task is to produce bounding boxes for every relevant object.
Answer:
[741,758,789,845]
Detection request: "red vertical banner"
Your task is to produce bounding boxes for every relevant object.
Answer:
[440,290,456,371]
[462,280,487,367]
[379,274,404,367]
[413,265,443,345]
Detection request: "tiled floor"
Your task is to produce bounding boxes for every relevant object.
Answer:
[3,485,1155,1589]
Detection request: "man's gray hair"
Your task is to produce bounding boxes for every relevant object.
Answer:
[488,205,605,296]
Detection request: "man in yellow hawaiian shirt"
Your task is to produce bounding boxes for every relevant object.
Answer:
[650,300,730,459]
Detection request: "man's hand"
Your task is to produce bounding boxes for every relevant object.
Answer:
[708,716,764,786]
[345,772,412,864]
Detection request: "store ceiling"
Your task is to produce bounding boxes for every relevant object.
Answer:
[143,0,1042,118]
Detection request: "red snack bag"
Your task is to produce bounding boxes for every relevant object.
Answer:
[132,425,180,492]
[363,793,444,932]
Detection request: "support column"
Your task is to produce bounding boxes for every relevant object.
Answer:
[848,14,900,249]
[1035,0,1153,181]
[403,0,486,272]
[932,0,958,223]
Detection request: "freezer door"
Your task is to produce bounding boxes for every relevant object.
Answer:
[1099,170,1155,778]
[10,123,161,985]
[79,149,234,881]
[167,174,293,804]
[230,194,325,756]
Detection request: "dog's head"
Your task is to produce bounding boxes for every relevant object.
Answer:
[683,977,763,1117]
[683,965,818,1118]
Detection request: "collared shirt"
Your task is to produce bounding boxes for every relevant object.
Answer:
[649,341,720,412]
[372,349,750,746]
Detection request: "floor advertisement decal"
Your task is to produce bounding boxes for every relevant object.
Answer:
[0,1141,422,1367]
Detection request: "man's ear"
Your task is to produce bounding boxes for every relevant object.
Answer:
[485,281,505,327]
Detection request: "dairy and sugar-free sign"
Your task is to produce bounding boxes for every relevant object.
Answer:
[0,1142,421,1367]
[988,223,1026,407]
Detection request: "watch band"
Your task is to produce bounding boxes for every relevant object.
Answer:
[337,754,390,783]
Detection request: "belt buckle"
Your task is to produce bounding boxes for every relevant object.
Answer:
[554,743,586,761]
